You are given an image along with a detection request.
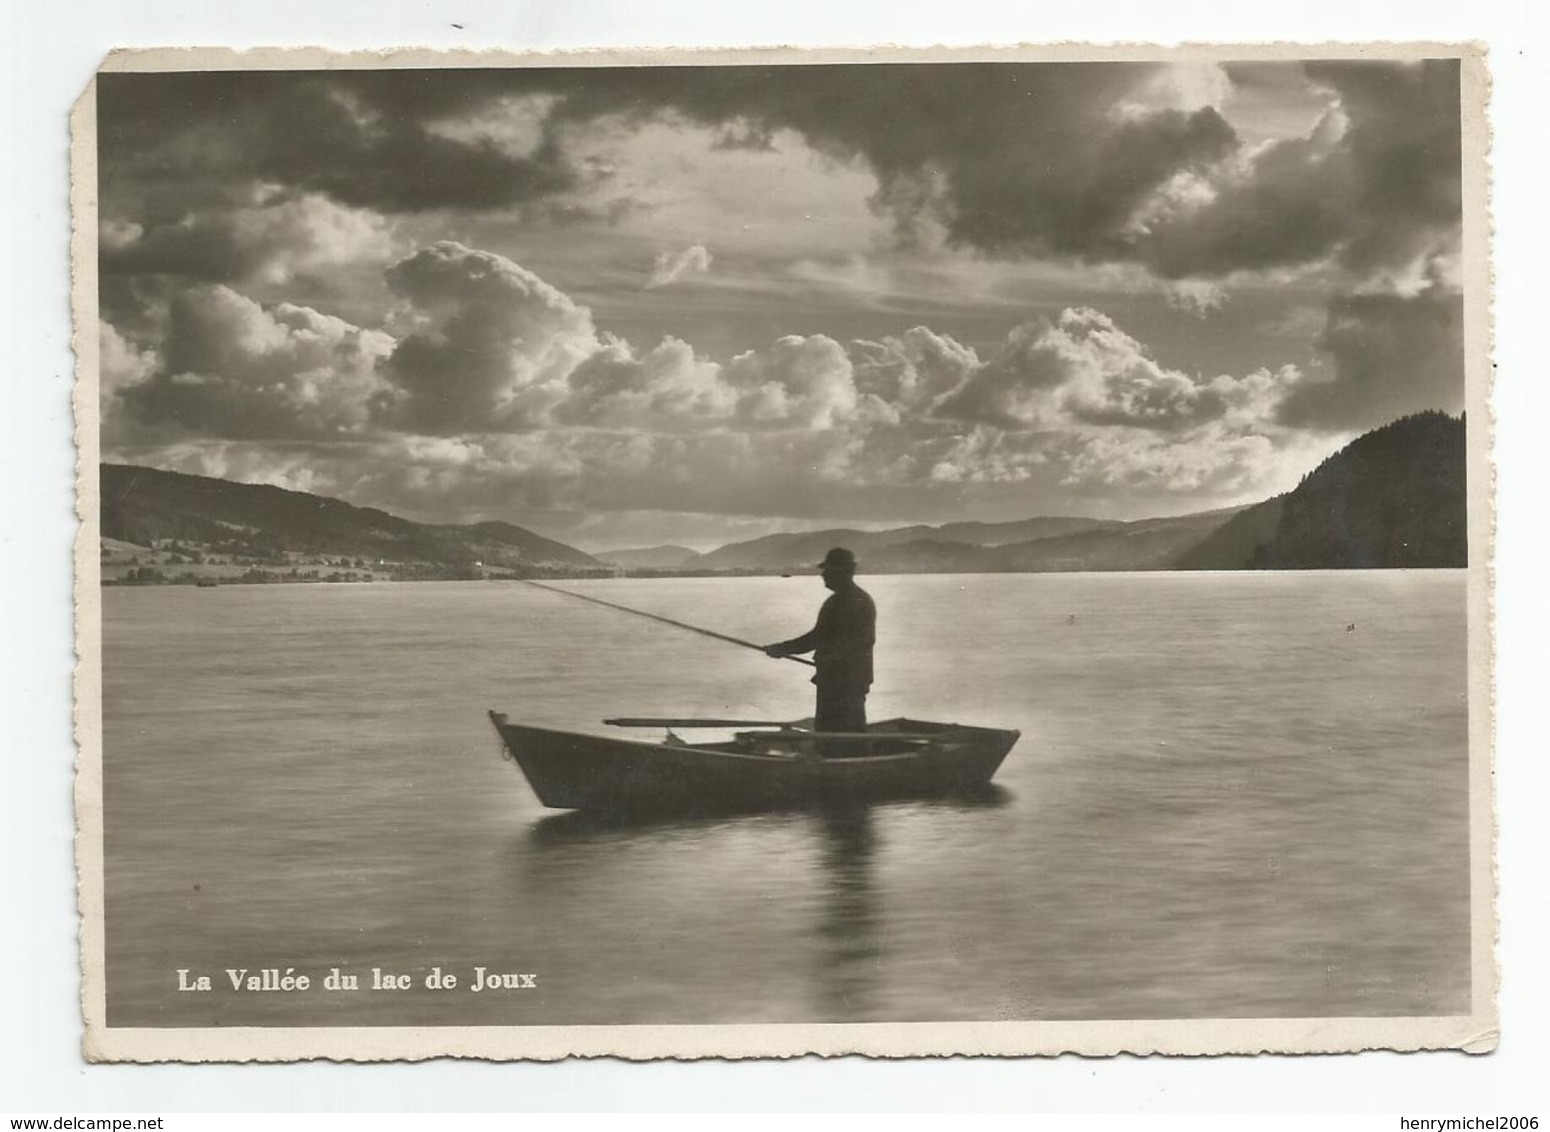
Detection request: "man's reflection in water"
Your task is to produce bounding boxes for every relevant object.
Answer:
[813,803,881,1020]
[521,790,1008,1024]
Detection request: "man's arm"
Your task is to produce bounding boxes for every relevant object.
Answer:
[765,626,818,658]
[765,598,831,657]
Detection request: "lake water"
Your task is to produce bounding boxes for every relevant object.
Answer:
[99,571,1471,1026]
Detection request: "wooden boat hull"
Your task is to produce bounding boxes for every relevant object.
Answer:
[488,711,1020,813]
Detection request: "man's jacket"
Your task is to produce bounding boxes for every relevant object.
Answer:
[773,583,876,691]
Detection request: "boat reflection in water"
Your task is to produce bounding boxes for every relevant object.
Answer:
[812,803,880,1016]
[522,787,1011,1022]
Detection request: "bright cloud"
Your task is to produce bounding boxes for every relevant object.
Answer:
[378,241,604,433]
[117,284,394,441]
[934,308,1303,435]
[646,244,713,289]
[105,242,1338,528]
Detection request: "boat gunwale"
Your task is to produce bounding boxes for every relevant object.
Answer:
[489,712,1017,764]
[487,710,1020,810]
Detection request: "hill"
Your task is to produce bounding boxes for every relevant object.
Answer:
[694,510,1238,574]
[989,510,1247,572]
[689,516,1119,572]
[1256,412,1467,568]
[1170,412,1466,570]
[688,414,1466,574]
[99,464,602,573]
[99,411,1467,582]
[593,545,699,570]
[689,525,936,572]
[1168,499,1285,571]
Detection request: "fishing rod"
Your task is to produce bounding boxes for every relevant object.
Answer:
[519,578,817,667]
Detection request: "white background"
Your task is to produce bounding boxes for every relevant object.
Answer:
[2,0,1544,1113]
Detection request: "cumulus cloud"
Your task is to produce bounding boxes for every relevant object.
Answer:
[933,308,1302,436]
[724,335,864,431]
[108,241,894,449]
[377,241,604,433]
[556,337,734,430]
[99,322,158,395]
[850,326,979,410]
[646,243,712,288]
[103,237,1451,537]
[907,308,1323,497]
[117,284,395,441]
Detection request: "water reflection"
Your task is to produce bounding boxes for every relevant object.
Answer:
[810,803,880,1017]
[526,785,1011,846]
[102,574,1472,1026]
[519,789,1011,1022]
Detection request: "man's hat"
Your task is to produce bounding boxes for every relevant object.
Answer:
[816,547,857,571]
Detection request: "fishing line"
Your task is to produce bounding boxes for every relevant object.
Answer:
[520,578,816,667]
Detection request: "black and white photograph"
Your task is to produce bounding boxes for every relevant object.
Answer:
[74,44,1493,1060]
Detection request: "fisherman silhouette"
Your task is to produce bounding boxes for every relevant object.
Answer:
[765,547,877,744]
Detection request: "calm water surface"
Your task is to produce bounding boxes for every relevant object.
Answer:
[100,572,1471,1026]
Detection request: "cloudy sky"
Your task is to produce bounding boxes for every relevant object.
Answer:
[96,58,1464,551]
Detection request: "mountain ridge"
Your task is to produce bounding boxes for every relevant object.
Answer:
[1168,412,1466,571]
[99,463,603,573]
[99,412,1467,581]
[592,545,700,569]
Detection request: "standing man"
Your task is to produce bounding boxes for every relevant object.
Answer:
[765,547,877,737]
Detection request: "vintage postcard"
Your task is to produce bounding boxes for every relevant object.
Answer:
[73,43,1495,1061]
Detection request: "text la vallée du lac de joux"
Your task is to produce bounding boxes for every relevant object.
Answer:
[176,966,536,994]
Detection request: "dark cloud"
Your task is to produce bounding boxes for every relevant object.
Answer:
[99,193,393,286]
[98,61,1460,292]
[97,71,575,219]
[944,104,1237,259]
[1277,290,1464,431]
[97,64,1236,262]
[543,63,1239,261]
[1138,128,1353,279]
[1140,60,1461,281]
[1305,60,1463,277]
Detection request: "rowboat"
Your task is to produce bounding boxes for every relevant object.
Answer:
[488,711,1021,813]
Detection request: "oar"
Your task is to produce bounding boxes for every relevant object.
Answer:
[604,717,807,729]
[520,579,816,667]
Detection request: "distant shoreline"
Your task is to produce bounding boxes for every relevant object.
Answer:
[100,563,1468,588]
